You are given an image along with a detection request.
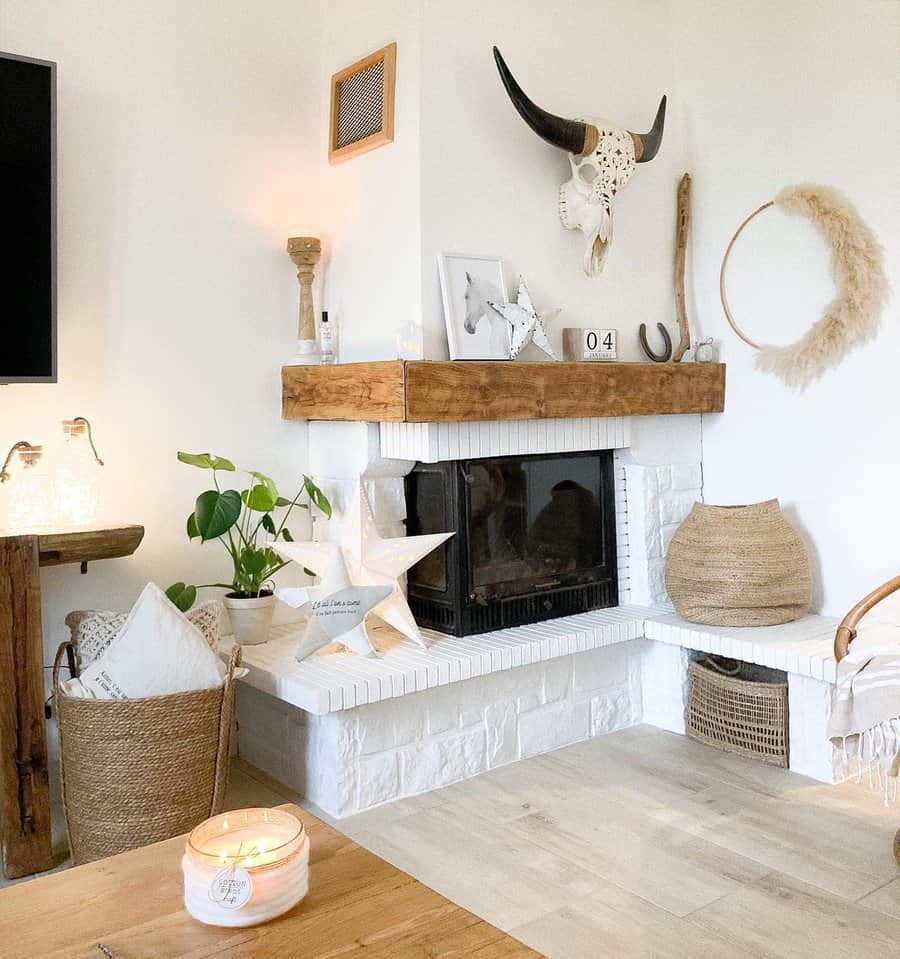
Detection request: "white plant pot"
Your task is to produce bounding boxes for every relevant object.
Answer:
[224,592,277,645]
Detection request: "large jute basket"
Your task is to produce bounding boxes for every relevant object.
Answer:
[664,499,810,626]
[54,642,241,865]
[687,659,789,767]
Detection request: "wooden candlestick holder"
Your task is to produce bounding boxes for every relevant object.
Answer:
[287,236,321,342]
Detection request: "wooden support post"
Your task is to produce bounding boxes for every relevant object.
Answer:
[0,535,53,878]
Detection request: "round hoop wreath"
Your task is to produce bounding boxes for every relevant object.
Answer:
[720,184,887,390]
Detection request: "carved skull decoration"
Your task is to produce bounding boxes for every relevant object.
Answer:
[494,48,666,277]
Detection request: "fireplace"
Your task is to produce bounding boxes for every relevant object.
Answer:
[404,450,618,636]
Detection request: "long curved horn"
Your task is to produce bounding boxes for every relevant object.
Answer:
[631,95,666,162]
[493,46,590,155]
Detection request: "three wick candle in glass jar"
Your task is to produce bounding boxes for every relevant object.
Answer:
[182,807,310,927]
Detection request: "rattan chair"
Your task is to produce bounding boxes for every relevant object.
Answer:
[833,575,900,866]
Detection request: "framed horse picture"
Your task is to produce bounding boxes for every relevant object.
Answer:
[438,253,509,360]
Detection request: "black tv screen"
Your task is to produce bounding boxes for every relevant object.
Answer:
[0,52,56,382]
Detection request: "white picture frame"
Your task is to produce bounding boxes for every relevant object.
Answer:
[438,253,509,360]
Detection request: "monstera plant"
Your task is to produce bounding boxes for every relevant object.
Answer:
[167,451,331,645]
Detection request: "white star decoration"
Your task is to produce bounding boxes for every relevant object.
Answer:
[275,483,454,657]
[278,552,391,659]
[488,276,560,360]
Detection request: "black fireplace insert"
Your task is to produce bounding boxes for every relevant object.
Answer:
[405,450,618,636]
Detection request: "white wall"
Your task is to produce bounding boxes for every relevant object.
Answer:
[321,0,899,614]
[419,0,682,365]
[319,0,422,362]
[674,0,900,614]
[4,0,894,680]
[0,0,321,660]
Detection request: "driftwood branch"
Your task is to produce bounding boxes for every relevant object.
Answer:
[672,173,692,362]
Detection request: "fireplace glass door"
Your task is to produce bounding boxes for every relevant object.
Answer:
[406,450,617,636]
[466,454,607,594]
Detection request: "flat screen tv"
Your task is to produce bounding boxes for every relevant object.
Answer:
[0,52,56,383]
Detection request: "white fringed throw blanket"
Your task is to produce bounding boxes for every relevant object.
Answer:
[828,621,900,803]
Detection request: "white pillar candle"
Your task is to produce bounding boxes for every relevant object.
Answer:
[182,807,309,927]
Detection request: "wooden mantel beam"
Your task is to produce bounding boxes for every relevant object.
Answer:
[282,360,726,423]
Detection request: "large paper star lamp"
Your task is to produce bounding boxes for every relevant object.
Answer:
[275,482,454,649]
[488,276,560,360]
[278,551,391,659]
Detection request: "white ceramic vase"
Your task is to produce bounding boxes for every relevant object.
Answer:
[224,592,276,645]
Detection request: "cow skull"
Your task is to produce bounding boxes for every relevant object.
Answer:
[494,47,666,276]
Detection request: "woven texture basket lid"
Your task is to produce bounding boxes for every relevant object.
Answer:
[664,499,811,627]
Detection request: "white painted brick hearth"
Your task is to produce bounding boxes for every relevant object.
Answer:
[230,607,842,815]
[237,640,645,816]
[233,414,724,817]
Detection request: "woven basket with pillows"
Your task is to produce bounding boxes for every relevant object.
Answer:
[55,583,244,865]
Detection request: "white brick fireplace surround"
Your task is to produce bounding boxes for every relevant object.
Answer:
[228,417,839,817]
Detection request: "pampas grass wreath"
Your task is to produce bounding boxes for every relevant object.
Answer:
[720,184,888,390]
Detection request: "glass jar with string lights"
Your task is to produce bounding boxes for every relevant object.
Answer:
[55,417,105,527]
[0,441,54,533]
[181,807,310,927]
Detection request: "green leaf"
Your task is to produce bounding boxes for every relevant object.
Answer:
[195,489,242,541]
[178,451,214,469]
[186,512,200,540]
[177,451,235,471]
[303,567,316,577]
[165,582,197,613]
[275,496,292,508]
[261,514,276,535]
[304,476,332,518]
[250,471,279,499]
[264,547,280,567]
[281,528,294,542]
[240,547,267,576]
[242,484,278,513]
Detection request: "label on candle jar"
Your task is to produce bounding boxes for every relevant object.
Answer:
[209,865,253,910]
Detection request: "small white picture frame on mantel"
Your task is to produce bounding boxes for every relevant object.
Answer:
[438,253,509,360]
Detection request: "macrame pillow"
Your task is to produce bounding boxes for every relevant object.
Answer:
[66,598,221,669]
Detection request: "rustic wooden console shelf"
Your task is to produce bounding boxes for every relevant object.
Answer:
[0,524,144,879]
[282,360,726,422]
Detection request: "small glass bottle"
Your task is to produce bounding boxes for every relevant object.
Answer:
[319,311,336,365]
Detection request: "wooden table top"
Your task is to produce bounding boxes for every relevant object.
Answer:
[0,804,542,958]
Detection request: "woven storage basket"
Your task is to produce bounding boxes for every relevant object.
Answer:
[687,659,789,767]
[664,499,811,626]
[53,641,241,865]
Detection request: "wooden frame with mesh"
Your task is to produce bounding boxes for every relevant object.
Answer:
[329,42,396,165]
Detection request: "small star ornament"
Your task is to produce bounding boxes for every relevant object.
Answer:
[488,276,560,360]
[275,482,454,657]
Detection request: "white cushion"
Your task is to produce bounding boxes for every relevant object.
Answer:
[61,583,226,700]
[66,601,221,668]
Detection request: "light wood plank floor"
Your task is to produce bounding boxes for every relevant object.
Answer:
[7,726,900,958]
[233,725,900,959]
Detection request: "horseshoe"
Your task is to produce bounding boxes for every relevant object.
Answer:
[639,322,673,362]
